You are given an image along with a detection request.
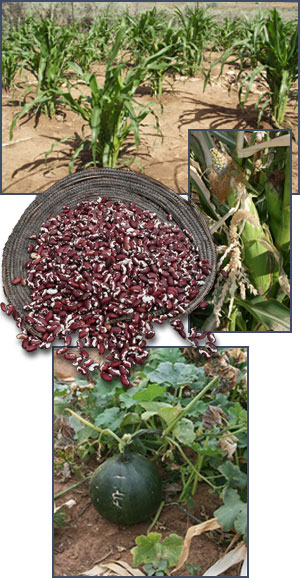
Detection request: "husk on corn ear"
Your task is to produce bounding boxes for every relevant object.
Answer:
[276,145,290,256]
[210,147,279,297]
[265,180,282,241]
[239,195,279,296]
[264,146,290,258]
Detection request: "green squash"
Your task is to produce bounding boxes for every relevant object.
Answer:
[89,452,162,525]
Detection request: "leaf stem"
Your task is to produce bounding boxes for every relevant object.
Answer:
[163,377,218,437]
[147,500,165,534]
[54,477,90,500]
[192,434,210,496]
[65,408,125,449]
[165,436,217,491]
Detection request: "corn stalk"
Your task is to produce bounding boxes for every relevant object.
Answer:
[190,130,290,331]
[45,28,164,170]
[205,8,298,126]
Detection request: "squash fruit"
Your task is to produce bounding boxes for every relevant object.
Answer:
[89,452,162,525]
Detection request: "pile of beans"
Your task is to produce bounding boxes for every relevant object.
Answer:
[1,197,216,385]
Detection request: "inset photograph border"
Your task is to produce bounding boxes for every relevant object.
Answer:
[53,345,248,578]
[188,129,291,334]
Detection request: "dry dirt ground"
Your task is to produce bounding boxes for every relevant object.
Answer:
[2,61,298,196]
[54,469,238,577]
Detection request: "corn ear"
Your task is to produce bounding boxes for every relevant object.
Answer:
[276,146,290,255]
[210,148,278,296]
[240,195,279,295]
[265,180,282,241]
[264,146,290,259]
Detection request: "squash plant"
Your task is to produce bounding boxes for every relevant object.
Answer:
[55,347,247,540]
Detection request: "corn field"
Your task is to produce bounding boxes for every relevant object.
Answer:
[3,3,298,172]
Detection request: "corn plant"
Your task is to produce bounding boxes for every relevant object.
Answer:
[9,16,74,126]
[122,6,168,61]
[69,28,99,73]
[206,9,298,125]
[133,24,184,98]
[190,130,290,332]
[252,9,298,125]
[2,16,36,90]
[233,7,270,69]
[47,29,164,170]
[88,6,117,60]
[60,8,116,73]
[2,38,21,91]
[210,16,244,53]
[174,5,213,76]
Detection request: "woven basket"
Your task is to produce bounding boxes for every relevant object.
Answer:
[2,169,217,334]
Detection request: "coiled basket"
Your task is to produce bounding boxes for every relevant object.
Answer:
[2,168,217,334]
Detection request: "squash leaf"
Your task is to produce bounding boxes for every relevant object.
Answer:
[147,362,204,388]
[94,407,123,431]
[217,461,247,489]
[133,384,167,402]
[214,488,247,539]
[160,534,184,566]
[173,418,196,445]
[131,533,162,566]
[131,532,183,568]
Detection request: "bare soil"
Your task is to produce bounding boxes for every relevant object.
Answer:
[2,62,298,196]
[54,473,238,577]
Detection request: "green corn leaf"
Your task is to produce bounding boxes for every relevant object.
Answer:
[9,93,49,139]
[106,27,125,69]
[45,135,78,160]
[89,74,100,100]
[68,140,89,173]
[69,61,85,79]
[234,297,290,331]
[243,64,266,105]
[60,92,90,121]
[190,173,219,221]
[123,100,140,147]
[256,96,271,125]
[208,130,238,151]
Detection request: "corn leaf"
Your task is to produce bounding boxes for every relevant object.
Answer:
[234,297,290,331]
